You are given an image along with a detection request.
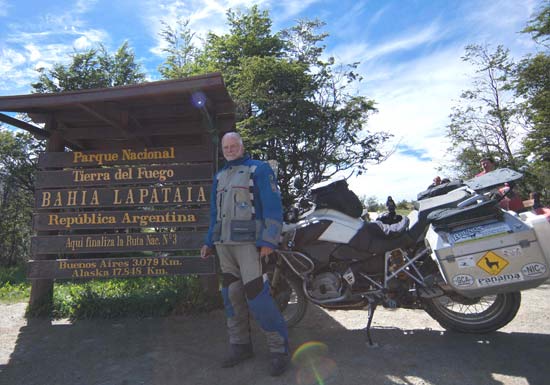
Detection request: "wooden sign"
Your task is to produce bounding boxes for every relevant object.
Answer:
[31,231,206,255]
[27,255,216,280]
[35,184,211,209]
[38,146,212,168]
[36,163,213,188]
[33,208,210,231]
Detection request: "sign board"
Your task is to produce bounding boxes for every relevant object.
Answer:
[33,208,209,231]
[32,231,206,255]
[35,184,211,209]
[38,146,211,168]
[31,145,215,279]
[28,256,215,280]
[36,163,212,188]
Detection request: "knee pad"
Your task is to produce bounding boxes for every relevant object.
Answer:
[244,276,264,300]
[221,273,240,318]
[222,273,239,288]
[247,281,288,342]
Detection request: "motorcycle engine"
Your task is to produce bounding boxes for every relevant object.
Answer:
[308,272,343,300]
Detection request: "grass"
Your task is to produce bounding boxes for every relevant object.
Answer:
[1,264,222,319]
[0,264,31,303]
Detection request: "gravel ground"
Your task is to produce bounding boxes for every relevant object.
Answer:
[1,282,549,385]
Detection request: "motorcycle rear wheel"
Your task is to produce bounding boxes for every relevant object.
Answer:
[270,271,307,328]
[423,291,521,333]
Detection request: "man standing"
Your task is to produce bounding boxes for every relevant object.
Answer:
[200,132,289,376]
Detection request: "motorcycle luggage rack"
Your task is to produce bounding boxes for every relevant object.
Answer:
[384,247,430,287]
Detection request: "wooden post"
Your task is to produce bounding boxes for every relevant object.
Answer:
[28,128,65,316]
[199,116,220,298]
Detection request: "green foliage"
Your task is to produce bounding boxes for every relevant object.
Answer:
[51,276,221,319]
[447,4,550,205]
[522,0,550,45]
[361,195,384,212]
[159,9,390,207]
[32,41,146,93]
[0,262,222,317]
[446,44,523,179]
[0,129,43,266]
[0,264,30,303]
[516,2,550,204]
[158,18,201,79]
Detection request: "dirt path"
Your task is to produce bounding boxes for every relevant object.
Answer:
[1,283,549,385]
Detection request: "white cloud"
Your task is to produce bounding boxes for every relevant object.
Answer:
[0,0,111,95]
[24,44,42,62]
[332,22,442,65]
[0,48,27,70]
[74,36,93,50]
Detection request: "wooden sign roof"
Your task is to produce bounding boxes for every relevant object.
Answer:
[0,72,235,150]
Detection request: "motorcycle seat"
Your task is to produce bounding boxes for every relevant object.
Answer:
[349,216,414,255]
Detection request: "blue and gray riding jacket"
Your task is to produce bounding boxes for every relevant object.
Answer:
[205,154,283,249]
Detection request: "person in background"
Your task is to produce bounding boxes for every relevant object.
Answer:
[475,156,524,212]
[200,132,289,377]
[476,157,496,177]
[531,192,550,220]
[427,176,451,189]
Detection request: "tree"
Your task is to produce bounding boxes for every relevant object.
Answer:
[31,41,145,93]
[362,195,383,212]
[0,128,43,266]
[521,1,550,46]
[158,18,201,79]
[1,42,147,265]
[160,9,390,206]
[516,2,550,203]
[446,44,523,178]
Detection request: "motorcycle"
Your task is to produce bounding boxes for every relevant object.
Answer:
[268,169,550,345]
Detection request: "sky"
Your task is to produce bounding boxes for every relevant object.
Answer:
[0,0,544,203]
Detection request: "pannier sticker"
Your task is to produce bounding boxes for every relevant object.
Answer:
[476,251,509,275]
[476,272,523,287]
[501,246,523,258]
[521,263,547,277]
[456,255,475,268]
[449,223,510,245]
[452,274,474,287]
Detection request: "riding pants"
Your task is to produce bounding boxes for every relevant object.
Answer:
[216,243,288,354]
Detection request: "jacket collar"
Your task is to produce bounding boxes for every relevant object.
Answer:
[224,154,250,168]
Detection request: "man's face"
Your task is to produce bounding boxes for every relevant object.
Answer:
[480,159,495,172]
[222,135,244,161]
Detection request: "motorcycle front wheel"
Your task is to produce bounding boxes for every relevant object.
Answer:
[423,291,521,333]
[270,271,307,328]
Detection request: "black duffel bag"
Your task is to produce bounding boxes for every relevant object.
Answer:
[311,179,363,218]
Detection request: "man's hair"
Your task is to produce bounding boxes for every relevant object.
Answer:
[222,131,243,146]
[480,157,495,164]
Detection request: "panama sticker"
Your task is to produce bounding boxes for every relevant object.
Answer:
[477,273,523,287]
[477,251,509,275]
[452,274,474,287]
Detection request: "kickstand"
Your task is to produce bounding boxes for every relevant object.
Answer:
[365,302,379,348]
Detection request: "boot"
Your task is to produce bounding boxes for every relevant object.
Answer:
[269,352,289,377]
[221,343,253,368]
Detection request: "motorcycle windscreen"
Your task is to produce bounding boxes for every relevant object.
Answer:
[464,168,523,192]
